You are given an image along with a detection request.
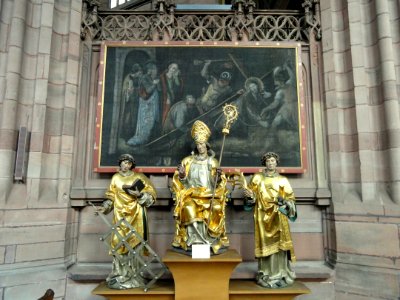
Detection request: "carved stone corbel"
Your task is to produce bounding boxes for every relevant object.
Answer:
[81,0,101,41]
[302,0,322,40]
[153,0,176,40]
[231,0,252,41]
[245,0,256,16]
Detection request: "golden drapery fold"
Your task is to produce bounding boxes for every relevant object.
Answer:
[105,172,157,255]
[171,155,229,254]
[248,172,296,262]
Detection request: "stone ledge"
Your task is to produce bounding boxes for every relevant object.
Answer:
[68,261,334,282]
[70,187,172,202]
[229,280,310,299]
[71,188,330,207]
[232,261,334,279]
[92,280,311,300]
[92,280,310,300]
[70,199,171,207]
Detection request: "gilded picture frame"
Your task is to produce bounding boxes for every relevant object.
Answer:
[93,41,307,173]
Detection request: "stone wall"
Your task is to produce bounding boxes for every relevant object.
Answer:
[69,4,333,297]
[0,0,399,299]
[320,0,400,299]
[0,0,82,298]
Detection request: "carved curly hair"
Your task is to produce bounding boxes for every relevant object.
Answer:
[118,154,136,169]
[261,152,280,166]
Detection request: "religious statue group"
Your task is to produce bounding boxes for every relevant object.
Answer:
[97,120,297,290]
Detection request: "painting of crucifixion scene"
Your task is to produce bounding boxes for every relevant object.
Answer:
[95,42,305,172]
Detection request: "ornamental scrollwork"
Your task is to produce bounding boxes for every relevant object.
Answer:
[81,0,321,43]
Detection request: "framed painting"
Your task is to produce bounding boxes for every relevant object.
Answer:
[93,41,307,173]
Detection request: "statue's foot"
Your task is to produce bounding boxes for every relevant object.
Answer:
[256,276,288,289]
[107,278,126,290]
[106,276,145,290]
[186,235,196,246]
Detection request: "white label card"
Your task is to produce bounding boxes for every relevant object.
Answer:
[192,244,211,259]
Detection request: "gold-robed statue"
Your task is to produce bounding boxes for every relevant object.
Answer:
[243,152,297,288]
[171,120,230,255]
[97,154,157,289]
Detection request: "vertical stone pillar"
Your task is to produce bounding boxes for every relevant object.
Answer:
[320,0,400,299]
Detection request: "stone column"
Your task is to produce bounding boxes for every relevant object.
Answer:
[0,1,82,299]
[320,0,400,299]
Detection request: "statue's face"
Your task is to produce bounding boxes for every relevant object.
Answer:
[196,142,207,155]
[265,157,277,172]
[120,160,133,172]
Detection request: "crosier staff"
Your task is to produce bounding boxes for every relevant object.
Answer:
[219,104,239,165]
[210,104,238,210]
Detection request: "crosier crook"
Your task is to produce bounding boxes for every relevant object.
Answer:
[208,104,239,226]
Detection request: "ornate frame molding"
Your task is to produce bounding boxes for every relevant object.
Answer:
[81,0,321,43]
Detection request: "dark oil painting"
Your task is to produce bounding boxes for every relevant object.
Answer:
[95,42,306,173]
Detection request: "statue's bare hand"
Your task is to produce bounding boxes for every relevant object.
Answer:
[243,189,253,199]
[216,167,222,176]
[127,189,141,197]
[215,167,223,182]
[96,206,106,214]
[178,163,185,178]
[277,196,287,206]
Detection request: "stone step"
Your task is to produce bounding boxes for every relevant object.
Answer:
[92,281,174,300]
[229,280,311,300]
[69,260,334,281]
[92,280,310,300]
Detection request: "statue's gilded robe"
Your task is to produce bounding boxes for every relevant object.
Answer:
[247,172,296,261]
[105,171,156,254]
[171,155,229,254]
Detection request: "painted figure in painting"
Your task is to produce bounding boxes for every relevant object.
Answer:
[163,94,200,134]
[119,63,143,140]
[243,152,297,288]
[234,76,272,136]
[160,62,184,123]
[261,62,297,129]
[171,120,229,254]
[97,154,157,289]
[199,60,234,113]
[127,62,161,146]
[161,94,200,166]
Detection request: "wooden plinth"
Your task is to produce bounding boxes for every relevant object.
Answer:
[229,280,311,300]
[163,249,242,300]
[91,250,310,300]
[91,281,174,300]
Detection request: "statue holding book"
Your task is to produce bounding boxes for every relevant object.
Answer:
[171,120,230,255]
[243,152,297,288]
[97,153,157,289]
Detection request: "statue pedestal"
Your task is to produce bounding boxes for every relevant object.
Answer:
[163,249,242,300]
[92,249,311,300]
[91,281,174,300]
[229,280,311,300]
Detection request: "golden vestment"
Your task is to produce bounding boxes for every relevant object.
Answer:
[247,171,297,288]
[248,172,296,260]
[105,171,157,255]
[172,155,229,254]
